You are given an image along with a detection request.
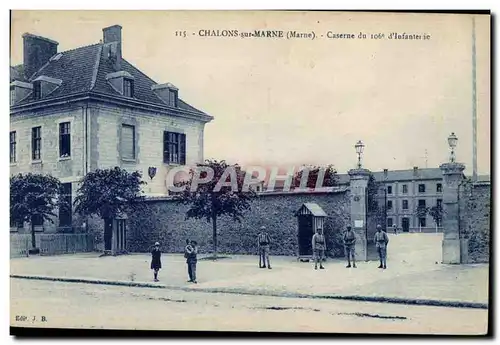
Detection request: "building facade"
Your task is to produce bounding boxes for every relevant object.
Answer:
[10,25,213,234]
[336,167,444,233]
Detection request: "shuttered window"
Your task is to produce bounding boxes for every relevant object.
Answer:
[32,126,41,160]
[163,131,186,164]
[59,122,71,157]
[121,124,135,160]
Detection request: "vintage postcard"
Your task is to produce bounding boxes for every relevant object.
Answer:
[9,10,490,336]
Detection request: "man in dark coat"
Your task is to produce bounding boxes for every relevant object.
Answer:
[257,226,272,269]
[186,240,198,283]
[150,242,162,282]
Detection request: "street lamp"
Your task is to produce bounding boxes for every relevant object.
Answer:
[355,140,365,169]
[448,132,458,163]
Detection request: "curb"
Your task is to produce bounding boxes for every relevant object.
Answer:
[10,274,488,310]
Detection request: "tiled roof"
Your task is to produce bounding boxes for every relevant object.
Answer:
[337,168,443,185]
[372,168,443,182]
[10,42,208,117]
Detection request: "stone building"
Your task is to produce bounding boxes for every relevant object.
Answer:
[10,25,213,234]
[337,167,447,233]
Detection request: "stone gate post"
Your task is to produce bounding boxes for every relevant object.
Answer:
[348,168,371,261]
[440,162,467,264]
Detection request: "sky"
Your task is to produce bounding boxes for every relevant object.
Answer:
[10,11,491,175]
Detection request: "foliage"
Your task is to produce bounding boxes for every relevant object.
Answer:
[175,160,257,223]
[175,159,257,257]
[10,173,67,225]
[10,173,68,249]
[414,205,429,219]
[428,204,444,226]
[292,164,339,189]
[74,167,147,220]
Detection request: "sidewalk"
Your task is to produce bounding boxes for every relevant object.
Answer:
[10,234,489,308]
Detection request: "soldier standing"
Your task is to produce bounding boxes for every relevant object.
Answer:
[257,226,272,269]
[186,240,198,283]
[393,224,398,235]
[343,226,356,268]
[311,227,326,270]
[150,242,162,282]
[374,225,389,269]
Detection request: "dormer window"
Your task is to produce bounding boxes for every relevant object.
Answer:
[31,76,62,100]
[169,89,178,107]
[33,81,42,100]
[123,78,134,98]
[10,81,33,105]
[106,71,135,97]
[10,87,15,106]
[151,82,179,107]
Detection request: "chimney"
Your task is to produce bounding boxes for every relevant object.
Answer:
[413,166,418,176]
[22,33,58,80]
[383,169,388,178]
[102,25,122,71]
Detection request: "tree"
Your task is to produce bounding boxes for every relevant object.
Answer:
[74,167,146,249]
[10,173,67,254]
[428,204,445,233]
[414,205,429,233]
[292,164,339,189]
[175,159,257,259]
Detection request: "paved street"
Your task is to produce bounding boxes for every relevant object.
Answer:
[10,233,489,305]
[10,279,488,334]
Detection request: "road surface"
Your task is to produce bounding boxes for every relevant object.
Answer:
[10,278,488,334]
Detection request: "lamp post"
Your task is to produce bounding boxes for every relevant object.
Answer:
[355,140,365,169]
[448,132,458,163]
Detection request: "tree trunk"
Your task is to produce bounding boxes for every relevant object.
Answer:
[31,218,36,249]
[212,214,218,260]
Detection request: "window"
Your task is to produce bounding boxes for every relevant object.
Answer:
[402,200,409,210]
[33,81,41,100]
[418,199,426,208]
[402,184,408,194]
[387,218,393,228]
[10,131,16,163]
[169,90,178,107]
[121,124,135,160]
[387,186,392,194]
[32,126,41,160]
[436,183,443,193]
[59,183,72,227]
[10,87,15,106]
[437,199,443,208]
[59,122,71,158]
[123,79,134,97]
[418,184,426,193]
[419,217,426,227]
[387,200,393,210]
[163,131,186,164]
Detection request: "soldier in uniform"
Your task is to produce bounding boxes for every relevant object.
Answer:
[343,226,356,268]
[393,224,398,235]
[311,227,326,270]
[374,225,389,269]
[257,226,272,269]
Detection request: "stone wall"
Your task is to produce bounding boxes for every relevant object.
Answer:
[126,190,351,257]
[460,182,491,263]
